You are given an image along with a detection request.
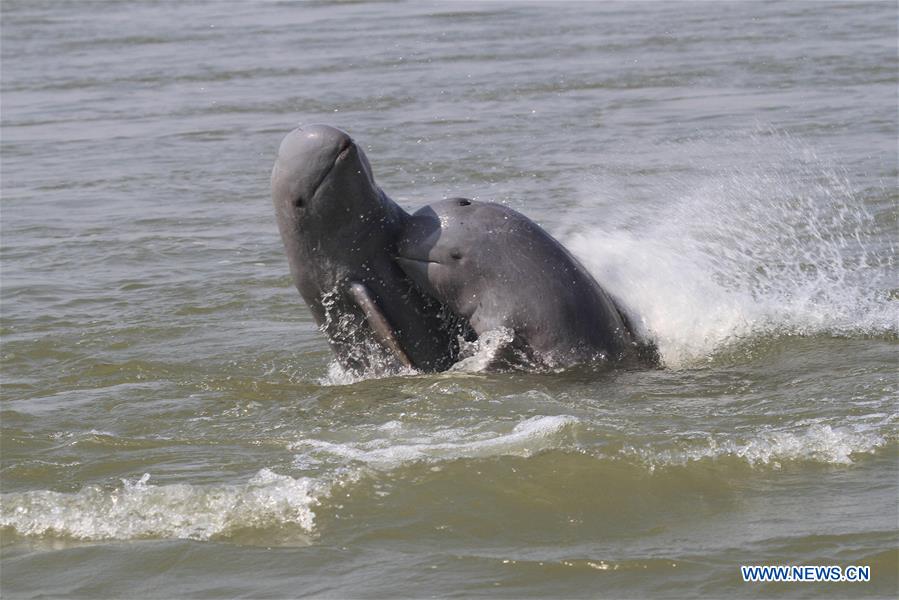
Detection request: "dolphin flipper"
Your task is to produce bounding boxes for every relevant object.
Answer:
[348,282,414,370]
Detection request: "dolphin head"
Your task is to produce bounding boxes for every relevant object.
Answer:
[272,124,404,298]
[271,124,380,227]
[395,198,505,319]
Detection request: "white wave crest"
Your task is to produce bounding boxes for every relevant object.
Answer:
[622,423,888,469]
[291,415,579,470]
[0,469,321,541]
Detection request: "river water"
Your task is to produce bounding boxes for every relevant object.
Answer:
[1,1,896,598]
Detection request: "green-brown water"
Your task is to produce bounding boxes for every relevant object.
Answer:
[1,1,897,598]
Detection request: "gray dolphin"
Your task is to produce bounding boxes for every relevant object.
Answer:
[396,198,654,369]
[272,125,468,374]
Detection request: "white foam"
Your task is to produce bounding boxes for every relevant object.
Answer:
[319,359,418,386]
[290,415,579,470]
[0,469,321,541]
[565,131,895,367]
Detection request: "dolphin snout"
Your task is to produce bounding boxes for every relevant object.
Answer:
[273,124,356,208]
[285,124,354,171]
[294,124,353,153]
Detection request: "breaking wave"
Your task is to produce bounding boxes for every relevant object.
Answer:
[0,469,320,542]
[620,422,892,470]
[290,414,579,470]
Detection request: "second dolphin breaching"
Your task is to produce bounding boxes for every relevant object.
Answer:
[272,124,654,373]
[396,198,652,368]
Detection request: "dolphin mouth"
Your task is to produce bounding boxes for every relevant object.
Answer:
[395,255,439,265]
[309,138,355,200]
[335,140,352,162]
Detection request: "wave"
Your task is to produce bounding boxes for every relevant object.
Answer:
[620,422,891,470]
[2,415,893,543]
[290,414,579,470]
[288,414,894,474]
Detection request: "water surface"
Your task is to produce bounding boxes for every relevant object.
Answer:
[1,1,897,598]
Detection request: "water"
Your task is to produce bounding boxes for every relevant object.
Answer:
[1,1,897,597]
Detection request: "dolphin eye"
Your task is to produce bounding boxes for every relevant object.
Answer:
[294,196,305,208]
[458,199,471,206]
[450,250,463,260]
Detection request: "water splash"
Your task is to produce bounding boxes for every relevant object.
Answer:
[318,287,418,385]
[567,131,896,367]
[450,327,517,372]
[320,359,417,386]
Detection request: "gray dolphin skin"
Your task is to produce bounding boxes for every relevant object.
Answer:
[272,125,467,373]
[396,198,652,369]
